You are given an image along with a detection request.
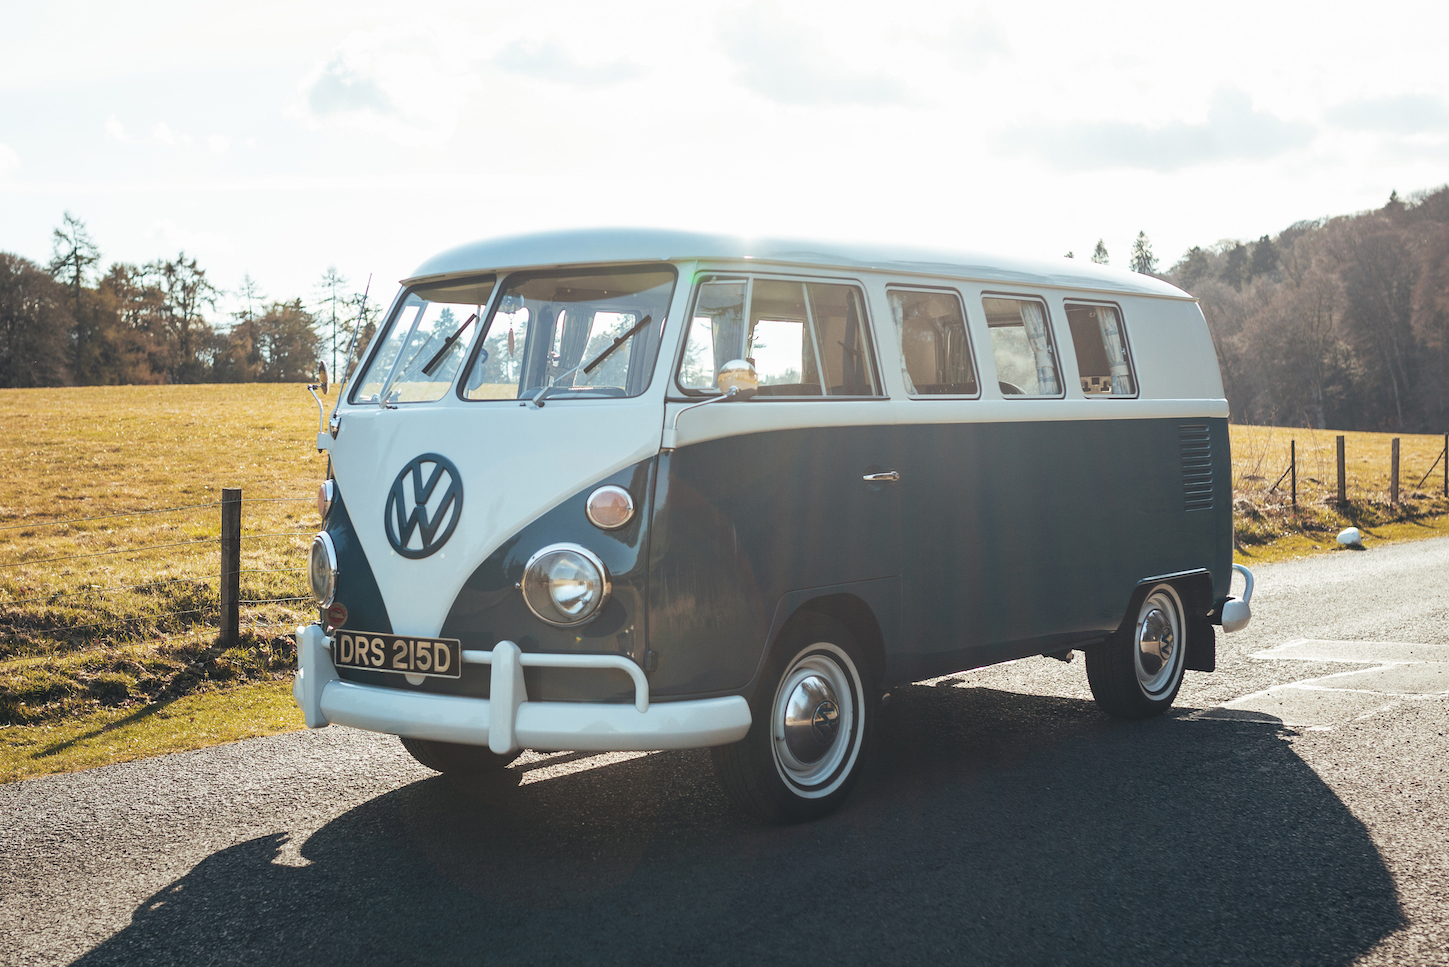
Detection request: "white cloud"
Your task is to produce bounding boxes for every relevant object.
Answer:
[1326,95,1449,135]
[493,40,643,87]
[207,134,231,154]
[291,26,478,142]
[306,55,396,116]
[1001,89,1315,173]
[147,219,236,260]
[104,115,131,142]
[150,122,190,147]
[0,143,18,177]
[717,2,910,106]
[938,12,1010,72]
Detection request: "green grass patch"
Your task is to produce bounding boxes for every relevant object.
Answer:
[1234,510,1449,565]
[0,678,304,783]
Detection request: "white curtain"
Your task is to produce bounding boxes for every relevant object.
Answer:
[1018,301,1059,395]
[1095,307,1133,395]
[888,292,918,394]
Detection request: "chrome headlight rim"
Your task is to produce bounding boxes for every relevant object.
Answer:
[520,542,611,627]
[317,479,336,522]
[309,532,339,608]
[585,484,635,530]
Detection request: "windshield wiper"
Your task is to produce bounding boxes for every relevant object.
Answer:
[533,315,652,408]
[420,312,478,376]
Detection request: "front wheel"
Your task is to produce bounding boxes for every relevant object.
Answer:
[712,615,876,823]
[400,736,521,783]
[1086,583,1187,719]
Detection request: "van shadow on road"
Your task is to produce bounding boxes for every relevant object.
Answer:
[74,686,1401,967]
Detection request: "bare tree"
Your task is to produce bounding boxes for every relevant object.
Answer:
[0,254,70,387]
[149,253,219,382]
[317,266,348,382]
[46,212,100,319]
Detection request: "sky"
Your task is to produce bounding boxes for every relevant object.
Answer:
[2,0,1448,322]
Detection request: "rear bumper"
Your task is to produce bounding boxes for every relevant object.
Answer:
[292,624,751,753]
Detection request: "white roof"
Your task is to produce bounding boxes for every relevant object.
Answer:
[405,228,1192,300]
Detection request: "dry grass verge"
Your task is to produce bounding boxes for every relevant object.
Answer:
[1230,425,1449,562]
[0,384,325,744]
[0,679,303,783]
[1,384,1446,779]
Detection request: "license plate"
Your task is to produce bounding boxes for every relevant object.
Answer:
[333,630,463,679]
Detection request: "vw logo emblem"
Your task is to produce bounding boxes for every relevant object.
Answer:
[811,701,840,743]
[384,454,463,559]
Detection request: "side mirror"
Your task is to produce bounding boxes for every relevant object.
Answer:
[717,359,758,399]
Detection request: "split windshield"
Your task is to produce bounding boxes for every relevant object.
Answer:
[350,266,676,405]
[460,266,675,402]
[350,277,497,405]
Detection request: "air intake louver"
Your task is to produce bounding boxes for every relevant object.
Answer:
[1180,424,1213,511]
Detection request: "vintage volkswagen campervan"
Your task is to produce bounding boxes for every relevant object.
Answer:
[296,229,1254,822]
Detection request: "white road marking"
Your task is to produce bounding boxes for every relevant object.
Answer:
[1195,638,1448,728]
[1253,638,1448,664]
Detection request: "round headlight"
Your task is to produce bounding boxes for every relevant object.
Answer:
[585,485,634,530]
[520,543,611,627]
[309,532,338,607]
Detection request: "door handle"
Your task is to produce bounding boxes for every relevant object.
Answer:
[862,471,900,483]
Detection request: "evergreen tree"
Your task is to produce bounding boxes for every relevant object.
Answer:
[1221,243,1248,290]
[1130,232,1158,274]
[1248,234,1279,282]
[1175,246,1211,290]
[316,266,348,383]
[1090,240,1109,264]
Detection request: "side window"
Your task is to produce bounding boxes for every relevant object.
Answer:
[982,296,1060,397]
[888,289,977,396]
[678,278,880,397]
[1065,303,1136,397]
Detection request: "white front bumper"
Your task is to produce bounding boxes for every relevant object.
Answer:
[292,624,752,754]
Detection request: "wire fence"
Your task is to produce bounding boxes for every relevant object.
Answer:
[0,492,315,648]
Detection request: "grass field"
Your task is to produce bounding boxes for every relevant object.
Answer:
[1,384,324,779]
[1229,425,1449,562]
[1,384,1446,781]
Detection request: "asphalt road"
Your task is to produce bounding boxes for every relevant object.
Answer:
[3,539,1447,966]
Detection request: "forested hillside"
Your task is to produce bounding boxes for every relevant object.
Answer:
[1166,186,1449,433]
[4,193,1449,436]
[0,215,376,389]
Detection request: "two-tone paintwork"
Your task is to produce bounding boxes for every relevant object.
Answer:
[320,229,1232,718]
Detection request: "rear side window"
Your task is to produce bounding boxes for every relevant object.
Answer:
[1065,303,1136,397]
[888,288,977,396]
[982,296,1061,397]
[678,278,879,397]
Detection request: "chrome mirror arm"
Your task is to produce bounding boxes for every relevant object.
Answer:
[661,386,754,450]
[306,384,327,450]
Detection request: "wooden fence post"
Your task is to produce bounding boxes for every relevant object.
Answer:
[220,488,241,648]
[1391,438,1400,507]
[1290,440,1296,506]
[1444,434,1447,498]
[1337,435,1346,507]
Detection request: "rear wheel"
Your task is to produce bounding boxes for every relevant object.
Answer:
[1086,583,1187,719]
[712,615,876,823]
[400,736,521,783]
